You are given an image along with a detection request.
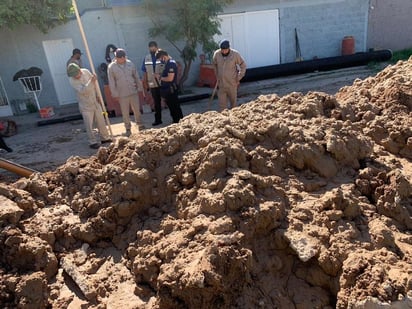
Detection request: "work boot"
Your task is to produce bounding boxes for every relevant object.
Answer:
[101,139,112,144]
[1,146,13,152]
[0,137,12,152]
[125,129,131,137]
[152,121,162,126]
[89,143,100,149]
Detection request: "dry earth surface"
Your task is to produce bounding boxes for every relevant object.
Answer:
[0,61,412,308]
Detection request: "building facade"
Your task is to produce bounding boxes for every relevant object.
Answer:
[0,0,376,116]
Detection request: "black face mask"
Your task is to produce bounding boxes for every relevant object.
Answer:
[221,50,230,57]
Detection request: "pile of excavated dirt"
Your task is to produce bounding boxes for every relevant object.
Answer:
[1,59,412,309]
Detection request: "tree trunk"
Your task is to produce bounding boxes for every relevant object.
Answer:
[178,59,192,93]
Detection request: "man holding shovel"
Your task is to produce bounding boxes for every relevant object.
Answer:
[67,63,112,149]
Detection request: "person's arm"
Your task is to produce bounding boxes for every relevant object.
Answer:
[69,71,94,94]
[141,59,149,90]
[212,51,219,78]
[107,66,119,98]
[133,67,145,96]
[237,53,247,81]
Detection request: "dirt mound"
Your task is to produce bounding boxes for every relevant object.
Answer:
[1,59,412,308]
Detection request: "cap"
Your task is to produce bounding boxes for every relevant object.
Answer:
[114,48,126,58]
[148,41,158,47]
[219,40,230,49]
[67,63,81,77]
[72,48,82,55]
[155,49,168,59]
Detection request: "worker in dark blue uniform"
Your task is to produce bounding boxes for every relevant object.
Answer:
[155,50,183,123]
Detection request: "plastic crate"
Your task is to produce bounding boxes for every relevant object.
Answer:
[39,107,55,118]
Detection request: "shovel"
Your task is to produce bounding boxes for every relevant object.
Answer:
[207,81,218,111]
[295,28,304,62]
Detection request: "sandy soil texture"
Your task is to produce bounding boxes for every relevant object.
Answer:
[0,60,412,308]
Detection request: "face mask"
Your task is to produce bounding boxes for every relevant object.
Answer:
[221,50,230,57]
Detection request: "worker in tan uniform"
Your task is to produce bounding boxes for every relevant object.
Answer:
[107,48,145,137]
[212,39,247,111]
[66,48,83,68]
[67,63,112,149]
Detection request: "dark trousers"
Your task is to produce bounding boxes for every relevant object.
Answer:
[151,87,162,123]
[0,136,12,152]
[164,91,183,123]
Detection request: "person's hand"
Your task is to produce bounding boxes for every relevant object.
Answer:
[142,80,149,91]
[91,74,97,83]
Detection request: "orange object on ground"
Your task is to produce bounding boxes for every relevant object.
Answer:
[39,107,55,118]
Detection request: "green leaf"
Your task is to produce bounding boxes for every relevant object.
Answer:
[0,0,72,33]
[143,0,233,88]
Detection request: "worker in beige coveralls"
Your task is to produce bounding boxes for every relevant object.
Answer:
[67,63,112,149]
[212,39,247,111]
[107,48,145,137]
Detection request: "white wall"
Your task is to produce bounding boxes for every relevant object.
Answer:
[224,0,369,63]
[0,9,121,109]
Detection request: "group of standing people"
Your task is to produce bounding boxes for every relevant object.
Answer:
[66,38,246,149]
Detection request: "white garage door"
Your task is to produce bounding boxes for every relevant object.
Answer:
[216,10,280,69]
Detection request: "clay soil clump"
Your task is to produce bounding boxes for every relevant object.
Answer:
[1,59,412,308]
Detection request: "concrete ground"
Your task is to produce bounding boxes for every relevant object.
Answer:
[0,65,381,182]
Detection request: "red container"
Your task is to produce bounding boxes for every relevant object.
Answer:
[197,64,217,88]
[341,36,355,55]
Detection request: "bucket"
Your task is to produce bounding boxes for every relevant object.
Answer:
[341,36,355,55]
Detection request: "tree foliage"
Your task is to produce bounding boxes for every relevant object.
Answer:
[0,0,72,33]
[143,0,233,89]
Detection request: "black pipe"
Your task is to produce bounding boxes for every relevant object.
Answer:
[242,50,392,82]
[37,114,83,126]
[179,93,209,103]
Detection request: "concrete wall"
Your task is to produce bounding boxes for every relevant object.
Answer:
[225,0,369,63]
[367,0,412,51]
[0,6,188,110]
[0,9,121,108]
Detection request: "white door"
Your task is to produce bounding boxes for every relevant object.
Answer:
[217,10,280,69]
[0,76,13,116]
[43,39,77,105]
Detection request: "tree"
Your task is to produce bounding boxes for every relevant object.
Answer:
[143,0,233,90]
[0,0,72,33]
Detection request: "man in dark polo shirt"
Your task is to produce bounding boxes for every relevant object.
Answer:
[155,50,183,123]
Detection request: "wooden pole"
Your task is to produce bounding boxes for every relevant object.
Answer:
[71,0,113,137]
[0,158,37,178]
[207,81,218,111]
